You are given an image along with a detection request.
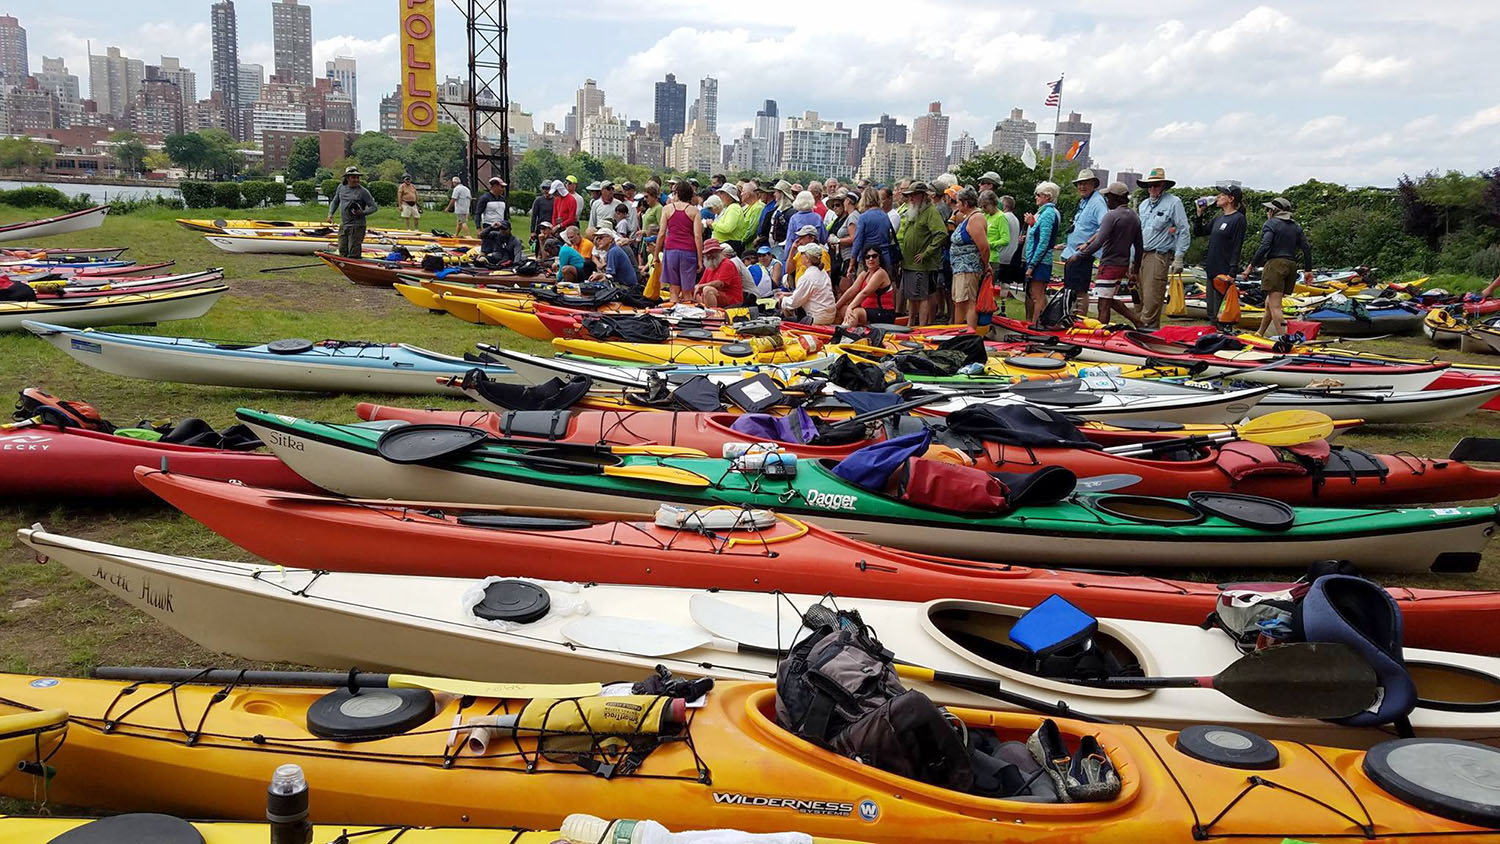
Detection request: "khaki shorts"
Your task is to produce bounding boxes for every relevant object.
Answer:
[400,203,421,219]
[1261,258,1297,294]
[951,271,981,303]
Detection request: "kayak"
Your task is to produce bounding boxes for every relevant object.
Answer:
[490,346,841,386]
[319,252,521,287]
[553,336,825,367]
[1303,304,1427,337]
[23,321,521,394]
[992,320,1450,390]
[238,410,1499,572]
[30,525,1500,747]
[0,666,1495,841]
[139,469,1500,653]
[0,422,317,498]
[207,233,408,256]
[27,268,225,301]
[1,245,127,260]
[0,205,108,243]
[0,285,225,332]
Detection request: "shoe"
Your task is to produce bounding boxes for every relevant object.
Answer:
[1025,719,1074,802]
[1065,735,1121,801]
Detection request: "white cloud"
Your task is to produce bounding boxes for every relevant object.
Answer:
[1150,121,1208,141]
[1458,105,1500,134]
[1322,52,1412,83]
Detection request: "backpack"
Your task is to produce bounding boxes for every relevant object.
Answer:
[1036,289,1076,330]
[16,388,114,432]
[776,611,975,792]
[420,254,446,272]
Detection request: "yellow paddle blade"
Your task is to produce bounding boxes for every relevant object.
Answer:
[1238,410,1336,446]
[612,445,709,457]
[387,675,601,699]
[602,464,712,487]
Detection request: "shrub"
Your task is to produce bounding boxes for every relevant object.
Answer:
[179,181,217,209]
[1469,244,1500,280]
[0,185,72,209]
[239,180,284,208]
[367,180,398,207]
[212,181,242,210]
[290,179,319,204]
[509,190,535,216]
[320,178,339,202]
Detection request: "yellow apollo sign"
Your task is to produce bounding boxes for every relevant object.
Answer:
[400,0,437,131]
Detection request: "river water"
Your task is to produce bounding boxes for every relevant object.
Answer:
[0,180,182,201]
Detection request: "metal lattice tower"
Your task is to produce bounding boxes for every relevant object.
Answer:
[437,0,509,190]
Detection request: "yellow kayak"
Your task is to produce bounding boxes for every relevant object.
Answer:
[553,335,823,366]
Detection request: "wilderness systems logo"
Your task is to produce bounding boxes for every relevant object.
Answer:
[802,489,858,511]
[0,434,52,451]
[711,792,862,817]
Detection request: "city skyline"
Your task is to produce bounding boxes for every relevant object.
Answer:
[7,1,1499,187]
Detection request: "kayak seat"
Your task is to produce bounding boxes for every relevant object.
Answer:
[1319,447,1390,480]
[42,813,206,844]
[456,514,595,531]
[1300,575,1416,728]
[1215,442,1309,481]
[498,410,573,440]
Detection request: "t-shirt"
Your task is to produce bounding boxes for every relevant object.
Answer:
[603,244,639,287]
[578,237,594,261]
[700,258,743,303]
[556,245,585,279]
[478,198,507,228]
[642,203,662,232]
[984,210,1011,264]
[450,184,472,214]
[786,266,836,325]
[1203,210,1247,280]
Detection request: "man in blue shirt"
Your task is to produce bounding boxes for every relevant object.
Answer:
[1135,167,1191,328]
[1061,169,1107,315]
[591,227,639,289]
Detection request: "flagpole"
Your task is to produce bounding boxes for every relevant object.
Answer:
[1049,72,1064,182]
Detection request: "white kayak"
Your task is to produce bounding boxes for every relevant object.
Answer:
[22,321,520,394]
[25,526,1500,750]
[486,345,840,389]
[919,383,1277,425]
[0,205,109,243]
[0,285,224,332]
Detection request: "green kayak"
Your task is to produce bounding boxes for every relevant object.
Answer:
[237,409,1498,572]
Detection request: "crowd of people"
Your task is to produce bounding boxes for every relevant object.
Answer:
[397,164,1332,334]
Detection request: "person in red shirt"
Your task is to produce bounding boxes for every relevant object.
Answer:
[550,180,579,231]
[693,239,743,308]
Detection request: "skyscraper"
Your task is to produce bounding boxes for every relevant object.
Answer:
[157,57,197,127]
[0,15,27,83]
[237,63,263,106]
[37,57,79,103]
[210,0,243,138]
[987,108,1037,158]
[691,76,718,136]
[272,0,314,87]
[570,78,604,140]
[779,111,852,180]
[753,99,779,170]
[855,114,906,171]
[88,46,144,119]
[910,102,949,181]
[948,131,978,169]
[325,56,357,122]
[654,73,686,146]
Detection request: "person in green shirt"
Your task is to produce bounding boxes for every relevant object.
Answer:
[898,181,949,326]
[739,182,764,248]
[710,185,748,254]
[640,183,663,233]
[980,189,1011,316]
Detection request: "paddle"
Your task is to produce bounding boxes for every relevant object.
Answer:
[1102,409,1335,458]
[92,666,601,700]
[1450,437,1500,463]
[258,262,326,273]
[374,425,711,487]
[1067,642,1378,719]
[1072,473,1143,492]
[374,422,706,459]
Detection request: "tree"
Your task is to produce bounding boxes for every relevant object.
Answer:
[198,129,244,180]
[601,158,651,188]
[285,135,322,181]
[0,137,53,172]
[562,151,606,185]
[406,124,465,183]
[107,131,148,176]
[376,157,406,183]
[775,170,821,188]
[514,148,563,193]
[144,150,171,172]
[164,133,210,177]
[351,131,408,171]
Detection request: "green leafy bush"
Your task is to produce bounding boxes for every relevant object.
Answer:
[509,190,535,215]
[320,178,339,203]
[212,182,242,210]
[179,181,217,209]
[0,186,72,209]
[290,180,319,204]
[239,181,285,208]
[367,180,398,207]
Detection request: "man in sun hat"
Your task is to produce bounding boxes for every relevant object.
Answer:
[693,238,743,307]
[590,226,639,288]
[979,171,1003,193]
[1062,169,1107,315]
[552,176,580,232]
[1245,196,1314,338]
[326,165,379,257]
[899,181,949,326]
[1135,167,1191,327]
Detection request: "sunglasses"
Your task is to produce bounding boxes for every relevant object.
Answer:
[864,253,881,261]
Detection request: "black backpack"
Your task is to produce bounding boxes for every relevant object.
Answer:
[775,611,975,792]
[1036,288,1077,330]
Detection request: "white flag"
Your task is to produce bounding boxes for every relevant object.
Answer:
[1021,142,1037,169]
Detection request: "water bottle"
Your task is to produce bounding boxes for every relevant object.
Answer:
[559,814,675,843]
[733,450,798,477]
[722,442,781,460]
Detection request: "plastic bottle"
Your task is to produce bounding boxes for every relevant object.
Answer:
[733,450,798,477]
[267,764,311,844]
[558,814,675,843]
[722,442,781,460]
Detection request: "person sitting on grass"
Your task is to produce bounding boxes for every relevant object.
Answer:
[480,219,525,268]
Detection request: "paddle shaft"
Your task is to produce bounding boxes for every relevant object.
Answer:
[258,263,325,273]
[95,666,422,689]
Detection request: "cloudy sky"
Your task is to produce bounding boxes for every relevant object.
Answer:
[26,1,1499,188]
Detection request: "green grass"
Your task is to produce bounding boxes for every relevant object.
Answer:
[0,202,1498,676]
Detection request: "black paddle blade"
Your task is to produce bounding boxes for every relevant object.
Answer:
[1450,437,1500,463]
[376,423,489,464]
[1216,642,1378,719]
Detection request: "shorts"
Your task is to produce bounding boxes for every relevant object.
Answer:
[454,205,471,217]
[951,271,981,303]
[865,307,897,325]
[901,269,938,300]
[1261,258,1298,294]
[1062,255,1094,292]
[1092,264,1128,299]
[400,204,420,219]
[1028,261,1053,284]
[662,248,698,292]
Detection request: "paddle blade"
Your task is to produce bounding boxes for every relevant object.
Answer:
[561,616,721,657]
[387,675,601,700]
[1073,474,1143,493]
[602,464,711,487]
[1237,410,1335,447]
[1214,642,1378,719]
[689,593,807,653]
[613,445,710,457]
[1450,437,1500,463]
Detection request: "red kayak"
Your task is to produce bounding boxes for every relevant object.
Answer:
[1432,370,1500,411]
[354,403,1331,454]
[33,269,225,300]
[138,468,1500,655]
[0,424,318,498]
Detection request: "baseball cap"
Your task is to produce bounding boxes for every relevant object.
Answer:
[565,175,577,184]
[796,224,818,237]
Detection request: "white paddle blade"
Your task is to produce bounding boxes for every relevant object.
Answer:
[560,616,731,658]
[689,593,808,653]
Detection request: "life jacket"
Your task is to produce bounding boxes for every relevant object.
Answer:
[16,388,114,432]
[0,275,36,302]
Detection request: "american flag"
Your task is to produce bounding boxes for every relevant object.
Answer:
[1044,78,1063,107]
